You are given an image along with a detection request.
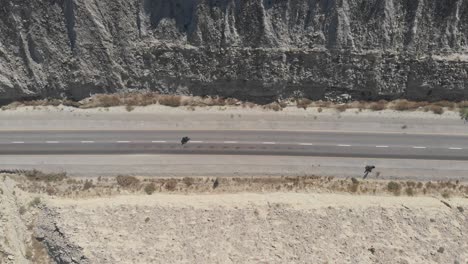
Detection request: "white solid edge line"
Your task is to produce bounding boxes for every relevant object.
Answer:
[299,143,313,146]
[224,141,238,144]
[449,147,463,150]
[338,144,351,147]
[262,142,276,145]
[46,141,59,144]
[151,141,167,143]
[412,146,426,149]
[11,141,25,144]
[376,145,389,148]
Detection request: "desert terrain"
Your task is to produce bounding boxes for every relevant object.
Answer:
[0,172,467,264]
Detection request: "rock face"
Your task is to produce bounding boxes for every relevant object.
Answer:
[0,0,467,104]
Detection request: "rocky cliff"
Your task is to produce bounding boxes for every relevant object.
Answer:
[0,0,467,104]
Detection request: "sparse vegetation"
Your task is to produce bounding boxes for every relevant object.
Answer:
[158,95,182,107]
[182,177,194,187]
[405,187,414,196]
[442,191,450,199]
[296,98,312,109]
[24,170,67,182]
[125,104,135,112]
[164,179,178,191]
[349,178,360,193]
[387,181,402,196]
[144,183,156,195]
[19,205,27,215]
[116,175,140,188]
[29,197,41,207]
[83,180,94,191]
[425,105,444,114]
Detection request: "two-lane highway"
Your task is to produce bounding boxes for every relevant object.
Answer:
[1,130,468,160]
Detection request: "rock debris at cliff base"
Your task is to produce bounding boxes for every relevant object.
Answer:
[0,0,467,104]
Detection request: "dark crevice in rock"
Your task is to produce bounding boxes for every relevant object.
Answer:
[63,0,77,52]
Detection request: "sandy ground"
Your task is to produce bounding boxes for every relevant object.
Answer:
[1,173,468,264]
[41,193,468,264]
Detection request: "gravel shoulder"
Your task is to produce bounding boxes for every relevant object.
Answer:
[0,104,467,134]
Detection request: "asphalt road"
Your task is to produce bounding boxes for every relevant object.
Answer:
[1,130,468,160]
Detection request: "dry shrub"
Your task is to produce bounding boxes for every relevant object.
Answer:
[334,104,348,112]
[263,102,283,111]
[19,206,27,215]
[425,105,444,114]
[314,101,332,108]
[390,100,432,111]
[46,186,57,195]
[125,105,135,112]
[83,180,94,191]
[405,187,414,196]
[95,94,122,107]
[225,98,238,105]
[164,179,178,191]
[158,95,182,107]
[123,92,159,107]
[182,177,194,187]
[317,107,323,113]
[457,101,468,108]
[24,170,67,182]
[116,175,140,188]
[368,101,387,111]
[29,197,41,207]
[144,183,156,195]
[460,107,468,120]
[348,178,359,193]
[433,100,456,109]
[242,102,256,108]
[296,98,312,109]
[442,191,450,199]
[387,181,401,195]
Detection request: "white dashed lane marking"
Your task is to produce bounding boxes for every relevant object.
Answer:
[81,141,95,144]
[151,141,167,143]
[449,147,463,150]
[338,144,351,147]
[190,141,204,143]
[299,143,313,146]
[376,146,389,148]
[117,141,131,143]
[262,142,276,145]
[224,141,238,144]
[11,141,25,144]
[46,141,59,144]
[412,146,427,149]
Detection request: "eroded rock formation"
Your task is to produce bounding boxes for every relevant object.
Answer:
[0,0,467,103]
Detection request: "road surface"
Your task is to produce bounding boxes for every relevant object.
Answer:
[0,130,468,160]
